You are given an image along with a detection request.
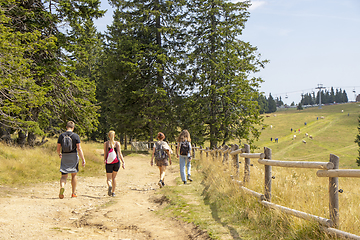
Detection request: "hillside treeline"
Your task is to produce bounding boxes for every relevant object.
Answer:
[300,88,348,106]
[257,93,284,114]
[0,0,267,148]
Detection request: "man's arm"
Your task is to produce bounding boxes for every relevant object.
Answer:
[57,143,62,158]
[76,143,86,167]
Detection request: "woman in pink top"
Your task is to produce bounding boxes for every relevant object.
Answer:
[104,130,125,197]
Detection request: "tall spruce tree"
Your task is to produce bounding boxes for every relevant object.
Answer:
[103,0,187,141]
[0,0,105,145]
[185,0,267,147]
[53,0,105,135]
[0,0,61,145]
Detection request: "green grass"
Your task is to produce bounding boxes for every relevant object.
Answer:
[255,102,360,168]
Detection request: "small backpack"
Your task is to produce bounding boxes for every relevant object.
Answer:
[106,147,118,164]
[62,133,74,153]
[155,142,168,161]
[179,141,190,156]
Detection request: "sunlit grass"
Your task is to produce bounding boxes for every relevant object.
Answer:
[203,148,360,237]
[254,102,360,168]
[197,154,340,239]
[0,138,105,186]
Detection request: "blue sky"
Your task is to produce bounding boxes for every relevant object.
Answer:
[94,0,360,104]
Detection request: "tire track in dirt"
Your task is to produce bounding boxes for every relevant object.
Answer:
[0,154,209,240]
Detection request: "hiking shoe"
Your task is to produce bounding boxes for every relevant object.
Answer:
[187,176,193,182]
[183,181,187,184]
[158,180,163,188]
[108,186,112,196]
[71,193,77,198]
[111,192,116,197]
[59,188,65,199]
[161,181,165,187]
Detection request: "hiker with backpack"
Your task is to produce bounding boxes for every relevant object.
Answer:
[151,132,172,188]
[176,130,192,184]
[56,121,86,199]
[104,130,125,197]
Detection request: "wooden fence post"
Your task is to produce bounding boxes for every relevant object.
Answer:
[206,147,209,158]
[232,144,240,174]
[329,154,339,228]
[264,147,272,202]
[243,144,251,183]
[222,145,229,164]
[200,146,203,160]
[192,144,196,159]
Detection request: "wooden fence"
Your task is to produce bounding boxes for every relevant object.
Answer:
[191,144,360,240]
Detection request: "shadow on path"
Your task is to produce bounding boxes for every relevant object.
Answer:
[202,185,243,240]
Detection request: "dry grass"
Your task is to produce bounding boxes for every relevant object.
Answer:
[0,138,105,186]
[201,151,360,238]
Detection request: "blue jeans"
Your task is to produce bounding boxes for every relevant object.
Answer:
[179,155,191,182]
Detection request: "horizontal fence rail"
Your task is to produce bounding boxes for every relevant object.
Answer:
[260,200,333,228]
[192,144,360,239]
[258,159,334,169]
[317,169,360,178]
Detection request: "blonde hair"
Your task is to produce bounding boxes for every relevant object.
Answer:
[177,129,191,142]
[108,130,116,148]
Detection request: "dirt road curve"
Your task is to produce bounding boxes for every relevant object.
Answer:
[0,154,209,240]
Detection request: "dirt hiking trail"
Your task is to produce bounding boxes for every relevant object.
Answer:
[0,154,210,240]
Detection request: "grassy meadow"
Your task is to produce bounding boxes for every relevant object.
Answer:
[255,102,360,169]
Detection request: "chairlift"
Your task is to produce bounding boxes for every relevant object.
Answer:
[285,94,288,99]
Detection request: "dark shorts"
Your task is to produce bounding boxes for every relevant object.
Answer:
[156,158,169,167]
[105,161,120,173]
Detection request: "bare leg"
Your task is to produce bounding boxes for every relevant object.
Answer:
[106,172,113,196]
[59,174,68,199]
[60,174,68,188]
[159,166,166,181]
[111,171,118,193]
[71,173,77,195]
[106,173,113,186]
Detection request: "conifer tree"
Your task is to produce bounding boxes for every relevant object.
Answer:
[0,0,105,145]
[267,94,277,113]
[257,94,268,114]
[185,0,267,147]
[103,0,187,141]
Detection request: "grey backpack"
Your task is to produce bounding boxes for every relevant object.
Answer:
[62,133,74,153]
[154,142,167,161]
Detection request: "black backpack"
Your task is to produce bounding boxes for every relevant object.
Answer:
[179,141,190,156]
[62,133,74,153]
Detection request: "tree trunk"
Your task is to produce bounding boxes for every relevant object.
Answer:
[27,132,37,147]
[17,131,26,147]
[0,127,13,144]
